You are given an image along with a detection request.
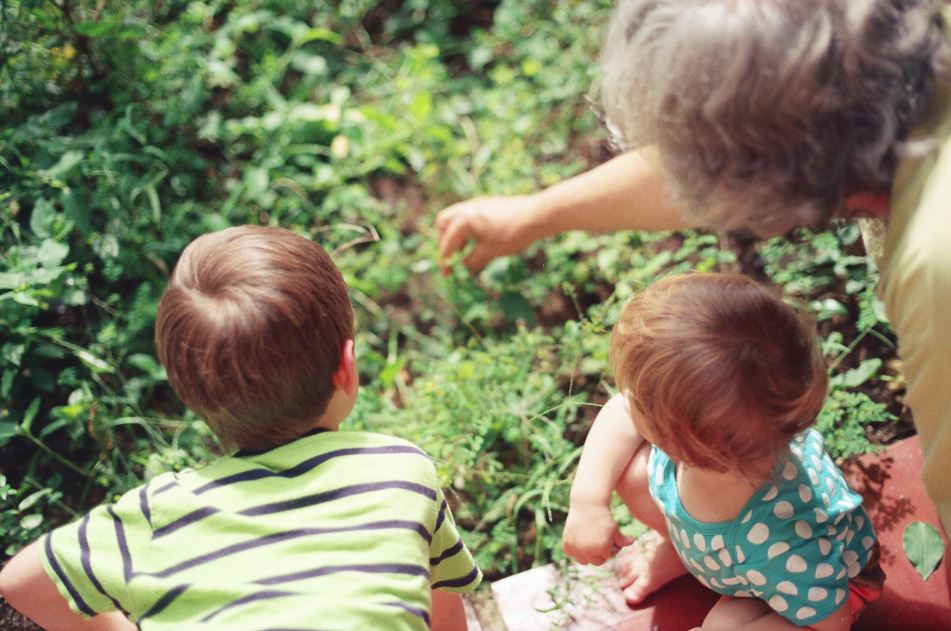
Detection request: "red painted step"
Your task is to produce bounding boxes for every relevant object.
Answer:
[489,436,951,630]
[843,436,950,630]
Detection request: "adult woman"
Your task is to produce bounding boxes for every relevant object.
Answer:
[437,0,951,609]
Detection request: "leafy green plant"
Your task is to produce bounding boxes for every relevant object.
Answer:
[0,474,64,557]
[815,388,889,460]
[0,0,898,590]
[353,323,600,576]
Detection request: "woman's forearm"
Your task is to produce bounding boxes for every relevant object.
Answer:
[526,148,691,241]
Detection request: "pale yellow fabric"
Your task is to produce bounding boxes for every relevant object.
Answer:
[879,8,951,533]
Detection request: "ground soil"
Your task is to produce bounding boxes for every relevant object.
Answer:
[0,596,40,631]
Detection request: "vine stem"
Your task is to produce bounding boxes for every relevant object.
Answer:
[20,431,91,477]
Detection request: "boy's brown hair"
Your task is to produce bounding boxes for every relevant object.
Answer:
[155,225,354,451]
[610,273,827,472]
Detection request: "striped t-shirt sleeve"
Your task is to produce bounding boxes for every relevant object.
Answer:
[41,482,153,619]
[428,485,481,593]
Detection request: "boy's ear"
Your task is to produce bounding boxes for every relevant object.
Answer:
[331,339,358,396]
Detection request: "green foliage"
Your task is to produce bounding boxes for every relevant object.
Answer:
[0,474,63,557]
[903,521,945,581]
[816,389,889,460]
[352,323,602,576]
[1,0,895,584]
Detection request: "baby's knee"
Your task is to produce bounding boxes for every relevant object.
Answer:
[701,596,771,630]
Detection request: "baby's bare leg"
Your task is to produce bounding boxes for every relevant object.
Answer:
[700,596,772,630]
[613,441,688,604]
[701,596,853,631]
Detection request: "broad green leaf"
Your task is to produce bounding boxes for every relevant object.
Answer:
[288,103,341,124]
[206,59,239,88]
[62,286,88,306]
[903,521,945,581]
[92,233,119,259]
[831,358,882,389]
[0,271,24,290]
[18,488,52,511]
[40,150,84,180]
[36,239,69,267]
[19,514,43,531]
[409,92,432,121]
[1,370,15,398]
[21,397,41,433]
[76,349,114,374]
[74,18,121,38]
[0,421,18,447]
[127,353,164,378]
[297,27,342,45]
[38,417,73,439]
[2,344,25,367]
[29,199,56,238]
[290,52,327,75]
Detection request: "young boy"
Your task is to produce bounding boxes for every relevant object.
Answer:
[563,273,884,630]
[0,225,481,630]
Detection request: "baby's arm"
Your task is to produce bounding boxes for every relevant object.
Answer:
[563,393,644,564]
[0,540,136,631]
[431,589,467,631]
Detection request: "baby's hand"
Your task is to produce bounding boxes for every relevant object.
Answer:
[563,503,634,565]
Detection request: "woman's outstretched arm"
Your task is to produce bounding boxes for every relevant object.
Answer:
[435,147,691,273]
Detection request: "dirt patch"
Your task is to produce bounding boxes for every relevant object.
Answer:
[0,601,40,631]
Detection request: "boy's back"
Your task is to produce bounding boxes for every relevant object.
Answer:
[43,430,479,630]
[0,226,481,630]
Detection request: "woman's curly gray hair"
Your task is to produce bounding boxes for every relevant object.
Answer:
[600,0,949,235]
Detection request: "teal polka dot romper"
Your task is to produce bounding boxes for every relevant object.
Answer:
[648,429,877,626]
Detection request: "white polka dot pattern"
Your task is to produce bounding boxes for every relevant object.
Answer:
[774,501,794,519]
[795,521,812,539]
[769,595,788,612]
[796,607,816,620]
[785,555,807,573]
[747,570,767,586]
[643,431,877,628]
[694,533,706,551]
[747,523,770,545]
[799,485,812,502]
[718,548,732,567]
[767,542,789,559]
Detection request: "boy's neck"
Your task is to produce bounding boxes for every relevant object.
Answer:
[314,386,357,432]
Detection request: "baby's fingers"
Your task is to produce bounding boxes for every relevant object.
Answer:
[613,529,635,550]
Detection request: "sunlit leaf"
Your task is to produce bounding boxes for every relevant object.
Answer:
[904,521,945,581]
[36,239,69,267]
[29,199,56,238]
[830,358,882,389]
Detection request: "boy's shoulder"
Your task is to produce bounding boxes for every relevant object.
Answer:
[334,429,428,451]
[293,429,434,463]
[135,430,436,502]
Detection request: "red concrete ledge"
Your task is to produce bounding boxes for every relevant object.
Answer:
[489,436,950,630]
[842,436,950,630]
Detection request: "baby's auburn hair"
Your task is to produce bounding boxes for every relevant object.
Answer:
[610,273,827,471]
[155,225,353,451]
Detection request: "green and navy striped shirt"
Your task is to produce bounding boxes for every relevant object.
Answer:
[41,429,481,630]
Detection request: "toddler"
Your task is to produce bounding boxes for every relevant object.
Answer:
[0,225,480,630]
[564,273,883,630]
